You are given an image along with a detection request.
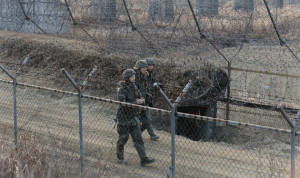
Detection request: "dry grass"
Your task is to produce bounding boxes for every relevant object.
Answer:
[0,124,49,177]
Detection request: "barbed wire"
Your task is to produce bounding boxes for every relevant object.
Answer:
[0,0,298,57]
[1,0,300,118]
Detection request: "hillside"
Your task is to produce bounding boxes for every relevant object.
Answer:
[0,31,228,103]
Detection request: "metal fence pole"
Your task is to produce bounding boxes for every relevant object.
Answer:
[170,105,176,178]
[154,83,173,109]
[61,68,84,174]
[279,108,300,178]
[291,112,300,178]
[155,83,174,178]
[171,80,193,178]
[226,62,231,121]
[78,91,84,174]
[0,55,30,147]
[13,78,17,146]
[62,66,97,176]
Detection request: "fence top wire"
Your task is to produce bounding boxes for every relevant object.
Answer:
[2,0,300,63]
[1,78,300,136]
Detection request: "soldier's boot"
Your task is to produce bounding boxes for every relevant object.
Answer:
[150,135,159,140]
[141,157,155,167]
[149,128,159,140]
[116,148,127,164]
[146,124,159,140]
[117,154,127,164]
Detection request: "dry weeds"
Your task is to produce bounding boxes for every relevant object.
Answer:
[0,124,49,177]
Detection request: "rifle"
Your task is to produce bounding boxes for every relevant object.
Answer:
[146,92,154,107]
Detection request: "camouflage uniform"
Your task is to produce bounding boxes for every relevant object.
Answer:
[134,60,159,140]
[116,81,147,161]
[145,58,157,107]
[116,69,155,166]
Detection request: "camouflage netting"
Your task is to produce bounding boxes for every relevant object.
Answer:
[153,59,228,110]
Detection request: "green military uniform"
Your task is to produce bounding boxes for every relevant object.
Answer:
[134,60,159,140]
[145,58,158,96]
[146,68,156,107]
[116,69,155,166]
[145,58,158,99]
[116,81,147,161]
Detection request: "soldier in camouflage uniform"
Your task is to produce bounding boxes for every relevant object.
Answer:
[116,69,155,166]
[145,58,158,105]
[134,60,159,140]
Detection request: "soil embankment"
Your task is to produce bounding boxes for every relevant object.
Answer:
[0,31,228,104]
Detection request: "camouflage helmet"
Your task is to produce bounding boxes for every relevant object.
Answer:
[123,69,136,80]
[134,60,148,69]
[145,58,155,65]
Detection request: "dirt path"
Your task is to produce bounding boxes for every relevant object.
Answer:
[0,81,293,178]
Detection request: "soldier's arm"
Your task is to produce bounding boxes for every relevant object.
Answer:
[134,77,141,89]
[148,72,159,91]
[151,72,157,84]
[118,87,138,104]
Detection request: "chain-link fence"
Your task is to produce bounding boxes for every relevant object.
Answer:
[1,75,300,177]
[1,0,300,55]
[1,0,300,177]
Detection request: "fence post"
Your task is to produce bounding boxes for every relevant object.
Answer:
[154,83,173,109]
[0,54,30,148]
[78,90,84,175]
[62,66,97,176]
[291,112,300,178]
[226,62,231,121]
[171,80,193,178]
[279,108,300,178]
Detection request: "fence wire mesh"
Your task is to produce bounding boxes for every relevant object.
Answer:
[81,97,172,177]
[1,0,300,177]
[1,79,300,177]
[14,84,81,177]
[175,126,292,177]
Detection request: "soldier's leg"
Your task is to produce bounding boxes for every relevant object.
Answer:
[116,125,130,160]
[140,111,147,133]
[143,110,157,138]
[129,124,147,159]
[130,125,156,166]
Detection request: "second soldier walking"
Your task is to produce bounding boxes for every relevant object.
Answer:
[134,60,160,140]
